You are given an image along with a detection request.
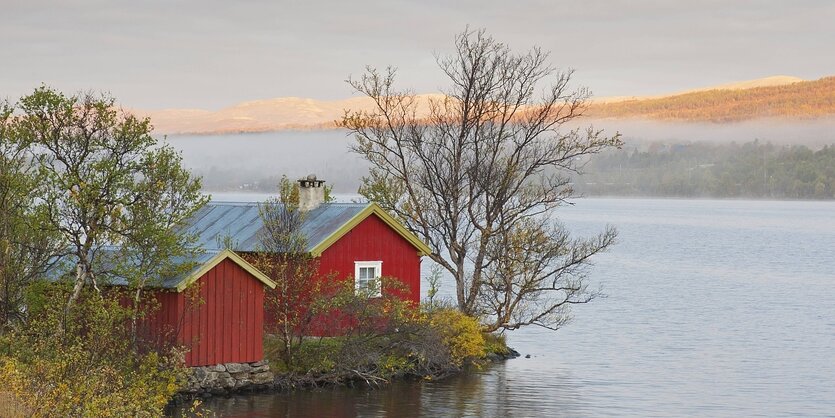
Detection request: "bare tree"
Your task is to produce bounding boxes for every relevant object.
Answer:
[342,28,620,332]
[254,176,334,366]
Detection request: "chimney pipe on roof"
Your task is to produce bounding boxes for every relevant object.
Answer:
[298,174,326,211]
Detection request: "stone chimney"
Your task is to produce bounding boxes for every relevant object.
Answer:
[297,174,326,211]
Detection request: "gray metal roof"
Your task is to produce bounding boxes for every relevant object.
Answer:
[157,250,221,289]
[46,249,222,290]
[181,201,370,253]
[44,201,372,290]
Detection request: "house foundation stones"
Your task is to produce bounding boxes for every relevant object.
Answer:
[183,360,273,395]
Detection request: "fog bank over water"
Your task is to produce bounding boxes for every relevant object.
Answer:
[165,130,366,193]
[585,118,835,148]
[165,120,835,194]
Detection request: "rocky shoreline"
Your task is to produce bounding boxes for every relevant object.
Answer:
[175,346,521,400]
[485,347,521,362]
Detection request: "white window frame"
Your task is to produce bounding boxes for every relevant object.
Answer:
[354,261,383,297]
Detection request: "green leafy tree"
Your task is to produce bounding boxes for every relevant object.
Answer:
[0,102,61,328]
[0,87,207,414]
[7,87,207,317]
[342,29,620,332]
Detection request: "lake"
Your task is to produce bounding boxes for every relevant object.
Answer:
[175,198,835,417]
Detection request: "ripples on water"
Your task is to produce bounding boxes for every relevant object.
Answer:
[182,198,835,417]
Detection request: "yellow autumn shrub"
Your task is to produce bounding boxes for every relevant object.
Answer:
[428,308,485,366]
[0,289,182,417]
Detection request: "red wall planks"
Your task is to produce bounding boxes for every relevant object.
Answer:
[145,212,422,367]
[318,214,422,305]
[150,258,266,367]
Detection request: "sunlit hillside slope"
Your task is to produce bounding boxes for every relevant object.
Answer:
[588,76,835,122]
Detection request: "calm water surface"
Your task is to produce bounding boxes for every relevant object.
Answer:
[180,198,835,417]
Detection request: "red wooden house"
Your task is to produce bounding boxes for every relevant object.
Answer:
[139,249,276,367]
[65,177,431,368]
[48,178,428,369]
[49,248,278,368]
[169,176,431,361]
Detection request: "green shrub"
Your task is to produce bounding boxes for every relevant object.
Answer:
[265,282,496,385]
[482,332,510,356]
[287,338,343,374]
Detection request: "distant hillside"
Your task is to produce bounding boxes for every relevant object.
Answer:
[139,94,443,135]
[137,76,835,135]
[592,75,804,103]
[588,76,835,122]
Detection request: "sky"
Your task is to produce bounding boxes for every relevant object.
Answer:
[2,0,834,110]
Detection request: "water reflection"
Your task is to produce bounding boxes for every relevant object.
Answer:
[185,361,584,418]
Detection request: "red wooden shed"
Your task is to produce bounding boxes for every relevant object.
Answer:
[142,249,276,367]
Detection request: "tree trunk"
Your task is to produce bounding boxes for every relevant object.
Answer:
[131,286,143,349]
[66,263,86,311]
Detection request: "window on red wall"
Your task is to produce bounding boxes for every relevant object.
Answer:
[354,260,382,297]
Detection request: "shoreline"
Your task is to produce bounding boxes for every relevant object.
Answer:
[171,346,521,404]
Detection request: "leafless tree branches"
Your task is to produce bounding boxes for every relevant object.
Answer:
[342,28,621,332]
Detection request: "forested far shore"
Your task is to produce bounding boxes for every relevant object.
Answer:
[575,141,835,199]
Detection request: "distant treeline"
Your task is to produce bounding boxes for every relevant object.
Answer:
[576,141,835,199]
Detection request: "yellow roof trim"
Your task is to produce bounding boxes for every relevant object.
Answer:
[309,202,432,257]
[175,249,277,292]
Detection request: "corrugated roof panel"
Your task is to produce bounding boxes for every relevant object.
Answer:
[45,201,392,290]
[45,249,222,290]
[181,201,370,253]
[300,204,367,251]
[185,204,262,250]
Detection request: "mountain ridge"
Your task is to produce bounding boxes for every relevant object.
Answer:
[136,76,834,135]
[588,76,835,122]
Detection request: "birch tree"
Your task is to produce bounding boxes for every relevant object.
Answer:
[342,29,620,332]
[9,87,206,313]
[0,102,60,326]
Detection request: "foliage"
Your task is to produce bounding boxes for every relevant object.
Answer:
[427,308,485,367]
[254,175,339,366]
[323,183,335,203]
[267,337,342,374]
[424,265,443,311]
[482,332,510,357]
[589,76,835,122]
[264,278,459,385]
[0,86,209,414]
[3,86,207,311]
[578,140,835,199]
[265,277,502,387]
[0,103,61,328]
[277,175,301,208]
[419,271,488,366]
[0,288,182,417]
[342,28,620,332]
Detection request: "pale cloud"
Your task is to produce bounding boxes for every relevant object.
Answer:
[2,0,833,109]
